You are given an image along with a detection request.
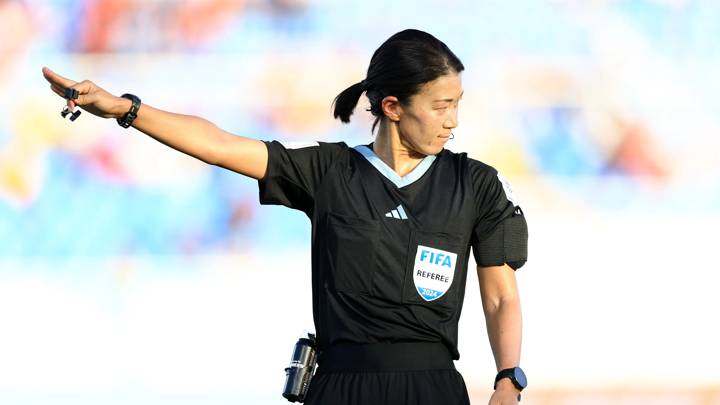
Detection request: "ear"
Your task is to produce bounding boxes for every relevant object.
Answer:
[381,95,402,122]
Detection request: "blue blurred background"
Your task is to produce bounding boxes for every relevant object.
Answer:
[1,0,719,404]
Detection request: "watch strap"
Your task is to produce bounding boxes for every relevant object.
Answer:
[117,93,141,128]
[494,367,527,391]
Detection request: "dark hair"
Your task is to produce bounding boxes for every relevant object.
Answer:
[332,29,465,133]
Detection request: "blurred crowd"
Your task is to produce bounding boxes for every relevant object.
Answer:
[1,0,719,256]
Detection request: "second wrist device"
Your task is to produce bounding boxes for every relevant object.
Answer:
[117,93,141,128]
[494,366,527,391]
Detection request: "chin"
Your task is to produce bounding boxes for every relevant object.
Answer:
[429,140,448,154]
[404,138,443,157]
[418,145,444,156]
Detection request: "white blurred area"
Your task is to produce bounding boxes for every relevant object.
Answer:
[0,252,315,404]
[2,0,720,404]
[1,207,719,404]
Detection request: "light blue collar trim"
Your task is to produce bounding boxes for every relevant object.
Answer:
[354,145,436,188]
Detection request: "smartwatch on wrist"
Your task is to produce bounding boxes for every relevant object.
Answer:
[117,93,141,128]
[494,366,527,391]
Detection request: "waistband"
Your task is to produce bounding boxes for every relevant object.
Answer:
[316,342,455,373]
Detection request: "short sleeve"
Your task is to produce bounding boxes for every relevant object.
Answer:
[258,140,345,215]
[469,162,529,270]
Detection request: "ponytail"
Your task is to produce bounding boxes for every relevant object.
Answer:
[332,81,365,123]
[332,29,464,134]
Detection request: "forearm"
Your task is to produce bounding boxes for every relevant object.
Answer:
[113,97,223,165]
[484,297,522,372]
[43,67,267,178]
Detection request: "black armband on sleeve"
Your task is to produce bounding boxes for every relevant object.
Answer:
[474,212,528,270]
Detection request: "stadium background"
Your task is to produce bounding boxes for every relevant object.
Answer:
[1,0,719,403]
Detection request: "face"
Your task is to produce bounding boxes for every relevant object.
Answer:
[396,72,463,156]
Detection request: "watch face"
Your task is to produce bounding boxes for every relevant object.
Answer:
[513,367,528,388]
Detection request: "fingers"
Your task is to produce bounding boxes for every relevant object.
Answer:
[48,83,77,110]
[41,66,76,88]
[44,67,84,111]
[68,80,93,98]
[64,80,95,112]
[50,83,64,98]
[43,68,101,116]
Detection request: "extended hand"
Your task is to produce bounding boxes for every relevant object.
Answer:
[42,66,127,119]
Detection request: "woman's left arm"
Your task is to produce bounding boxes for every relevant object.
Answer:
[477,263,522,405]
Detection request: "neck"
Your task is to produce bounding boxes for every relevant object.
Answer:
[373,119,426,177]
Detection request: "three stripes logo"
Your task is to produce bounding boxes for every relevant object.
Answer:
[385,204,408,220]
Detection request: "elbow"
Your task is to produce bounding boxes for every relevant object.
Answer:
[482,296,521,316]
[204,140,222,166]
[201,123,226,166]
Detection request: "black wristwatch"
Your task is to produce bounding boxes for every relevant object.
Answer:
[116,93,141,128]
[494,366,527,391]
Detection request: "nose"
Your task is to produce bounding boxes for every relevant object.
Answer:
[443,108,458,129]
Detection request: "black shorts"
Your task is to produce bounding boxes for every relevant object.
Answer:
[304,342,470,405]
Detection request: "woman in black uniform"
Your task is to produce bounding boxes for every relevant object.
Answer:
[43,29,528,405]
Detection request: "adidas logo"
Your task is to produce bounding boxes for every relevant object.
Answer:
[385,204,408,220]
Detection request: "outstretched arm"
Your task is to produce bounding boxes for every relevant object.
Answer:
[478,263,522,405]
[42,66,268,180]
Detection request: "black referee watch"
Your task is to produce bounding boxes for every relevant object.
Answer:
[494,367,527,391]
[116,93,141,128]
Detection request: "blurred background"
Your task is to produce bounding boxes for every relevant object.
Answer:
[1,0,719,403]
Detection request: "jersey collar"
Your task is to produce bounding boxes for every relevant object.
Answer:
[353,144,437,188]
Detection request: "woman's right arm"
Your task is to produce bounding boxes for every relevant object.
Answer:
[42,66,268,180]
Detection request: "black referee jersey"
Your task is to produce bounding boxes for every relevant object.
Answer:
[258,140,528,361]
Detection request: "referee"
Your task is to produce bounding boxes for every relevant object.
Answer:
[43,29,528,405]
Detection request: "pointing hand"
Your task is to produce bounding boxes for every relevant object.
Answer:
[42,66,128,119]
